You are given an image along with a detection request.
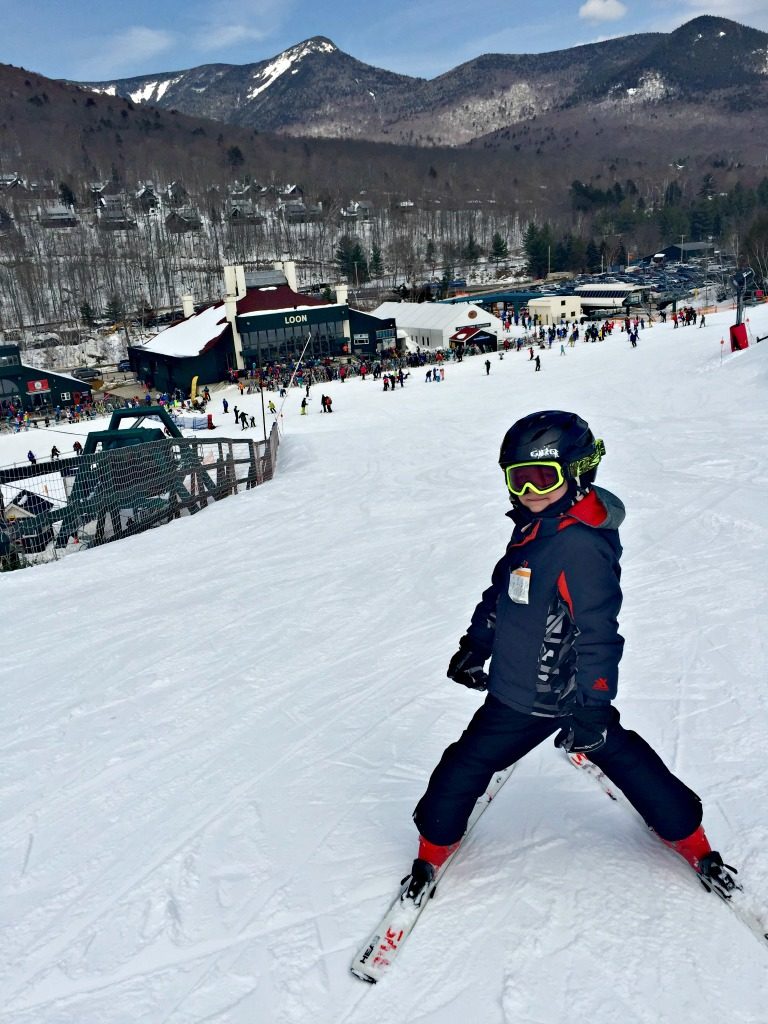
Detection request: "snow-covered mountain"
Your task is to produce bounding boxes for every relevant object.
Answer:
[78,17,768,145]
[81,35,415,138]
[1,305,768,1022]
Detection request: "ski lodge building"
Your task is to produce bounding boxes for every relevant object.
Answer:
[128,263,396,392]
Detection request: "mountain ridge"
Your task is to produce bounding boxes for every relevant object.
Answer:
[74,17,768,146]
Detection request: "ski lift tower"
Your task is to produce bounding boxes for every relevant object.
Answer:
[729,268,753,351]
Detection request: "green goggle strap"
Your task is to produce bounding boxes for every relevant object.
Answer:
[568,439,605,478]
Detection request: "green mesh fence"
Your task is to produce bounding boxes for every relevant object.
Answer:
[0,425,279,572]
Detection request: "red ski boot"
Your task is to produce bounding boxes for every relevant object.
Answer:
[663,826,740,897]
[402,837,461,902]
[663,825,712,871]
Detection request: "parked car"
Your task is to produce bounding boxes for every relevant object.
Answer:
[72,367,101,381]
[117,359,132,372]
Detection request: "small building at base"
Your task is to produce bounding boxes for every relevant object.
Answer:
[526,295,585,325]
[0,345,93,414]
[371,301,505,352]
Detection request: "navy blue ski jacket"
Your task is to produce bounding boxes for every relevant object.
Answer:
[465,485,625,717]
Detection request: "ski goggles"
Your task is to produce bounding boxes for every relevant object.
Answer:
[503,461,565,497]
[503,440,605,497]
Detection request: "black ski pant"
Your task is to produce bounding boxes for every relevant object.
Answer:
[413,695,702,846]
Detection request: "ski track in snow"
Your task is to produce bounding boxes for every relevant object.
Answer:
[1,308,767,1022]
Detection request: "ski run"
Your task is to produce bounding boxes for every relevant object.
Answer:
[1,304,768,1023]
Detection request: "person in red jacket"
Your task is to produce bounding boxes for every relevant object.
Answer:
[405,411,736,901]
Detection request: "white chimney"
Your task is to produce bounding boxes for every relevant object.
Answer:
[181,294,195,319]
[222,264,247,370]
[223,264,246,299]
[336,283,349,306]
[223,265,237,298]
[273,259,297,292]
[235,264,246,297]
[283,260,297,292]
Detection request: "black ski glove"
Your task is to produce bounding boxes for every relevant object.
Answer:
[554,704,614,754]
[447,636,489,691]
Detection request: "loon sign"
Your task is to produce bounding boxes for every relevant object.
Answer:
[237,305,346,333]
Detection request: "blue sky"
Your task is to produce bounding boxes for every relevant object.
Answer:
[3,0,767,81]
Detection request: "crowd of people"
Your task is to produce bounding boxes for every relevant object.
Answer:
[2,306,678,461]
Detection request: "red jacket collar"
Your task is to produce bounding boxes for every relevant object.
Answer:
[559,489,608,529]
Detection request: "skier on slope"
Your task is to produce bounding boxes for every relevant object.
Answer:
[406,410,736,899]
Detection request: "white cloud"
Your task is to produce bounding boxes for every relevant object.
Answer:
[579,0,628,22]
[76,27,176,78]
[188,0,293,56]
[196,24,271,51]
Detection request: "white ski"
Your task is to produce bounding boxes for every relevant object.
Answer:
[350,764,517,983]
[566,750,768,950]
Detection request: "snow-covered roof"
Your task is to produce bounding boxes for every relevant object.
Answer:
[139,303,230,358]
[371,301,505,333]
[5,487,57,517]
[237,301,339,317]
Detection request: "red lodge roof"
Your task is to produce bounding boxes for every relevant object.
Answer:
[236,285,328,315]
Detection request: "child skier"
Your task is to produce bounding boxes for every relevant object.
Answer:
[407,410,736,900]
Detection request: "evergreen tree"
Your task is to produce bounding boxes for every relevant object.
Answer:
[656,204,689,242]
[490,232,509,264]
[567,235,588,273]
[599,240,609,272]
[523,223,552,278]
[728,182,756,218]
[349,242,370,284]
[614,200,641,234]
[425,239,437,271]
[59,181,76,208]
[334,235,356,279]
[553,236,571,273]
[585,238,601,273]
[369,244,384,279]
[80,301,96,328]
[570,180,597,212]
[439,265,454,296]
[698,174,716,198]
[664,181,683,206]
[105,294,125,324]
[689,203,715,240]
[462,231,482,264]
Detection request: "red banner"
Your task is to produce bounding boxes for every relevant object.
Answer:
[26,379,50,393]
[730,324,748,352]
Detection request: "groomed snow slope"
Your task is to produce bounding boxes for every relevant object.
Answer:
[1,307,768,1023]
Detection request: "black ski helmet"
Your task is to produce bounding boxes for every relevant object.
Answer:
[499,410,605,490]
